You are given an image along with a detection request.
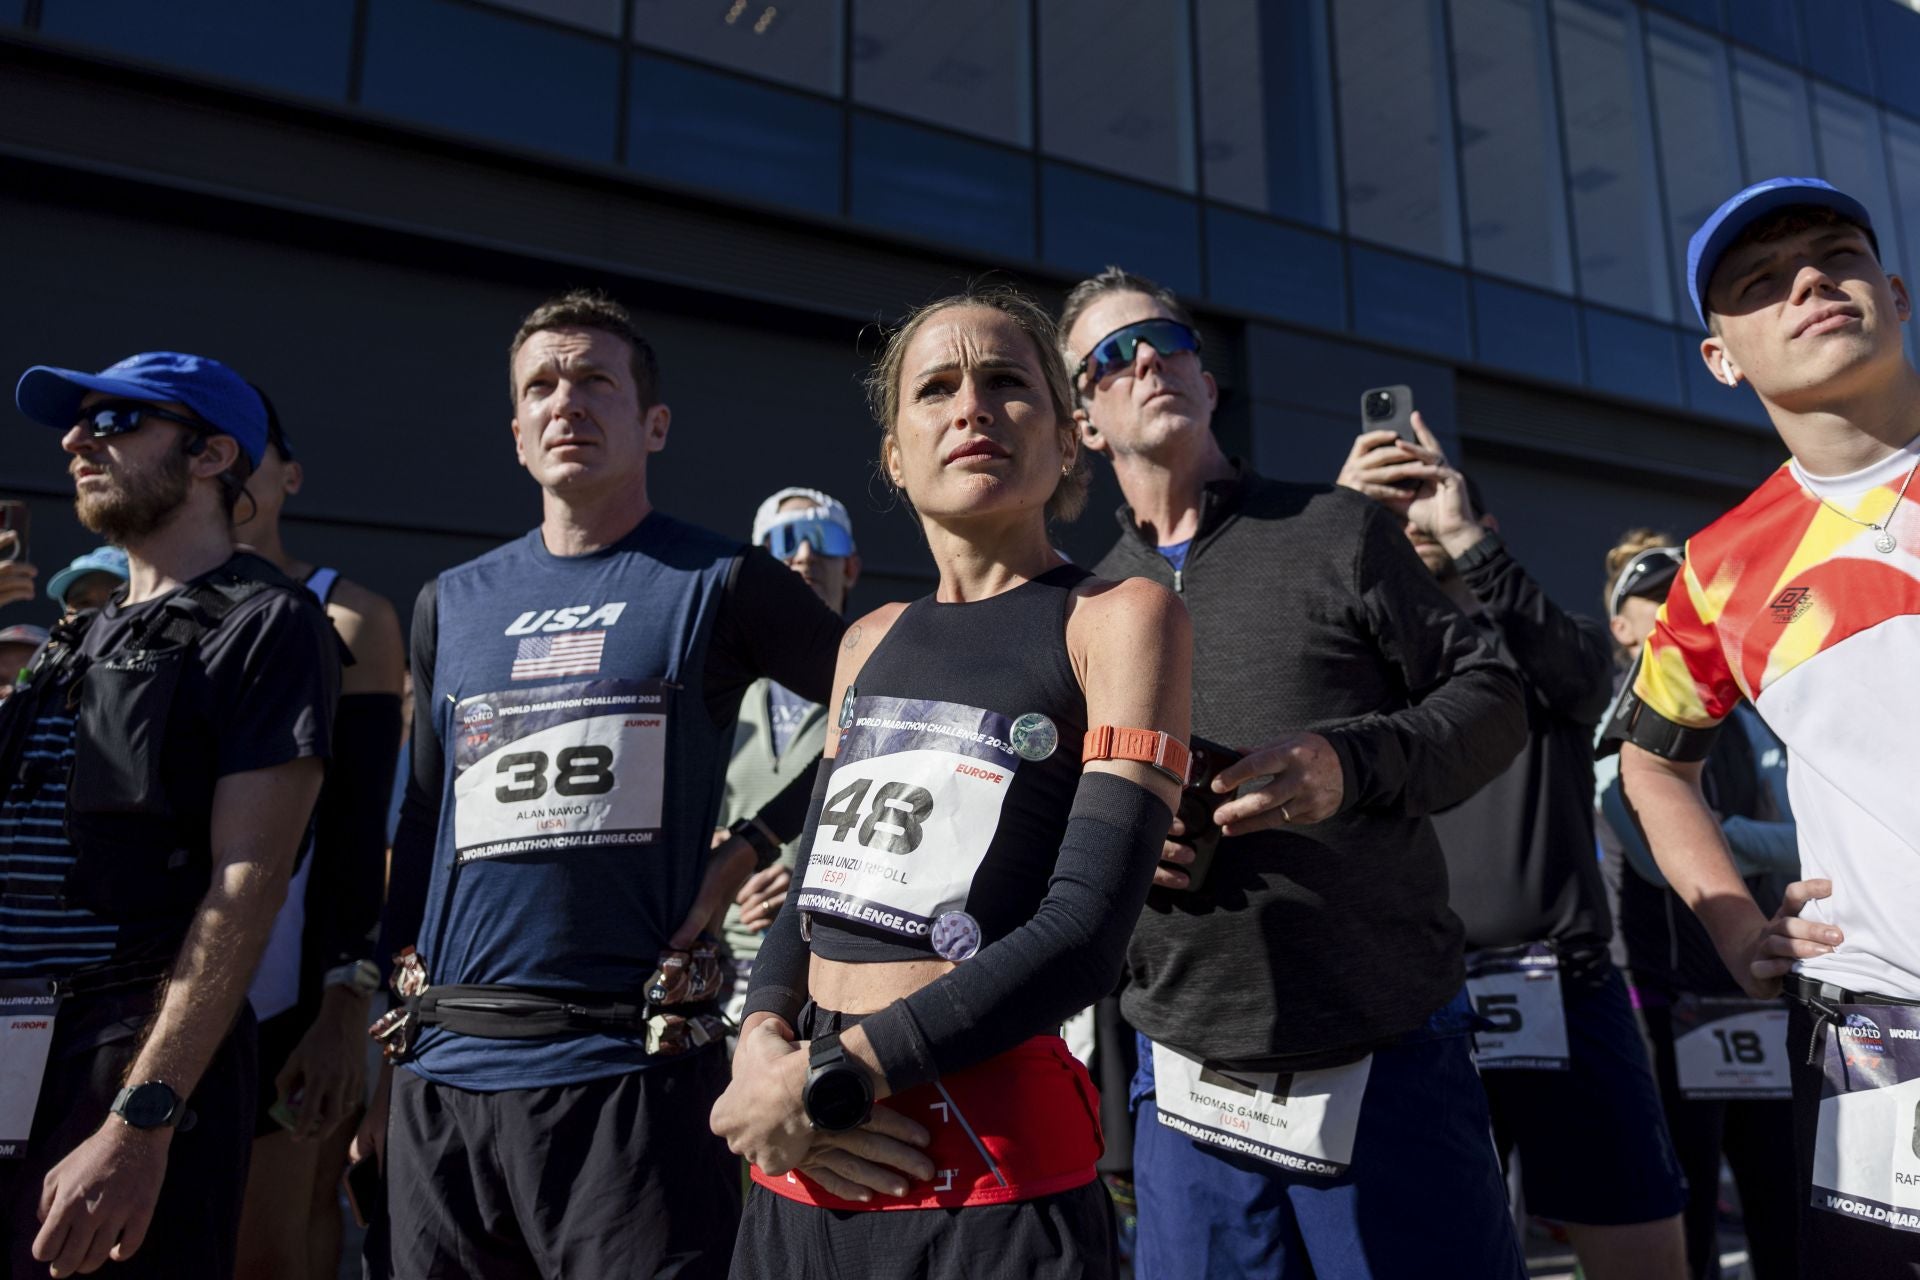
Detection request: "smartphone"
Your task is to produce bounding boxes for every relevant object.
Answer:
[1359,385,1417,444]
[344,1155,387,1230]
[1167,735,1244,891]
[0,501,27,564]
[268,1097,300,1133]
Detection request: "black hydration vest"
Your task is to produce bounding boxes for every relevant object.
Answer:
[0,555,309,950]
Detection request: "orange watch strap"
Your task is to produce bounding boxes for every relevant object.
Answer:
[1082,725,1192,785]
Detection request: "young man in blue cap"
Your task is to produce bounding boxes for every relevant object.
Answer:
[1609,178,1920,1275]
[46,545,128,616]
[0,352,340,1277]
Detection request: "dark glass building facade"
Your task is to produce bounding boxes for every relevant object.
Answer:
[5,0,1918,616]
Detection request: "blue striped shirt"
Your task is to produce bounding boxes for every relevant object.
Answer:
[0,707,117,978]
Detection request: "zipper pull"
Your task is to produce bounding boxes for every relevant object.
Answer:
[1173,568,1184,594]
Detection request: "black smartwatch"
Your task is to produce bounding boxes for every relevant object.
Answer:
[111,1081,182,1130]
[802,1033,873,1132]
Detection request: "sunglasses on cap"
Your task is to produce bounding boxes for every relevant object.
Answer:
[75,400,210,442]
[1080,318,1202,387]
[763,516,855,561]
[1608,546,1683,617]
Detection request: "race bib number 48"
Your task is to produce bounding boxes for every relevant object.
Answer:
[797,696,1018,942]
[451,679,670,864]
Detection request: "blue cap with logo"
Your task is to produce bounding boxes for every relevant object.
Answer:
[46,545,129,609]
[14,351,269,466]
[1687,177,1877,329]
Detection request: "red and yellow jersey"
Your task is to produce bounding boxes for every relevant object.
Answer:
[1630,441,1920,998]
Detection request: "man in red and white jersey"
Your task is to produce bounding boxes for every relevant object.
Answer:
[1607,177,1920,1275]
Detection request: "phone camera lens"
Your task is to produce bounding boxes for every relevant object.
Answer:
[1364,391,1395,421]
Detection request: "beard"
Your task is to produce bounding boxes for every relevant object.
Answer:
[75,445,192,544]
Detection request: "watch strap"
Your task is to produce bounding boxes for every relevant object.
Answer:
[808,1031,846,1072]
[730,816,782,870]
[1083,725,1191,785]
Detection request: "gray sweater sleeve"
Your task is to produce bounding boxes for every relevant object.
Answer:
[1318,502,1528,817]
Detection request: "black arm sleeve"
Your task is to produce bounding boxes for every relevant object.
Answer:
[704,548,846,722]
[741,759,837,1027]
[1319,502,1528,817]
[1454,532,1614,725]
[377,581,441,972]
[856,773,1171,1092]
[749,750,826,844]
[303,692,404,972]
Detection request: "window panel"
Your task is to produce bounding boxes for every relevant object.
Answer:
[362,0,619,163]
[1812,85,1895,257]
[1195,0,1339,229]
[1732,51,1814,184]
[1551,0,1670,319]
[1204,207,1347,329]
[1735,0,1799,65]
[1583,307,1682,406]
[1868,2,1920,122]
[1647,14,1741,324]
[1039,0,1196,192]
[37,0,355,99]
[850,0,1029,147]
[850,114,1033,261]
[1332,0,1461,262]
[1644,0,1718,30]
[627,52,842,214]
[1800,0,1873,98]
[1451,0,1573,291]
[1473,279,1582,385]
[1040,164,1202,296]
[630,0,843,95]
[1882,113,1920,286]
[1349,246,1471,360]
[475,0,620,34]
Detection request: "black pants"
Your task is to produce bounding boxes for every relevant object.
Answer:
[1641,1001,1799,1279]
[387,1047,739,1280]
[0,987,256,1278]
[732,1178,1116,1280]
[1788,1001,1920,1279]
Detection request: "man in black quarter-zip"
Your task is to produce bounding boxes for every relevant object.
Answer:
[1062,267,1529,1280]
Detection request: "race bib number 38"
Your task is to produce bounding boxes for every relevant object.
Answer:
[797,696,1018,942]
[451,679,670,864]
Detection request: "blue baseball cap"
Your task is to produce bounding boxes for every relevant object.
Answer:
[46,545,128,609]
[14,351,269,466]
[1687,177,1878,328]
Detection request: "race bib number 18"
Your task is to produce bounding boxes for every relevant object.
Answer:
[451,679,670,864]
[797,696,1018,942]
[1672,996,1791,1100]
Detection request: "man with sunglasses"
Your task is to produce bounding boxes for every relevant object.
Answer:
[1062,269,1530,1278]
[0,352,340,1277]
[366,291,845,1279]
[1609,177,1920,1276]
[715,488,859,1028]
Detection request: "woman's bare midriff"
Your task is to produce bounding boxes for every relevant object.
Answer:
[808,952,955,1016]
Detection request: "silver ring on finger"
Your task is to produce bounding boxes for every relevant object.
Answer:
[1280,804,1292,823]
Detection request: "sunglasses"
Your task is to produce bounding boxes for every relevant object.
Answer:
[1080,319,1202,387]
[76,400,209,441]
[1608,546,1684,617]
[763,516,855,561]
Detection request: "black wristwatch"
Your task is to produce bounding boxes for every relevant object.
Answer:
[111,1081,182,1130]
[802,1033,873,1132]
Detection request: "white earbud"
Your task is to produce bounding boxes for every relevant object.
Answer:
[1720,357,1737,385]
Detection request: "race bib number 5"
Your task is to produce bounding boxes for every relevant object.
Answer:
[797,696,1018,942]
[451,679,670,863]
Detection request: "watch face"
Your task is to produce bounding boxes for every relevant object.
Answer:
[121,1082,177,1128]
[805,1068,871,1132]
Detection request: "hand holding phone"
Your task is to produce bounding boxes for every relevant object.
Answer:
[1164,736,1243,891]
[0,501,29,564]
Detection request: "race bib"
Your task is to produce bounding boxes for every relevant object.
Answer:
[796,696,1017,944]
[451,680,670,864]
[1150,1041,1372,1178]
[1466,944,1569,1071]
[1810,1003,1920,1234]
[1672,995,1791,1100]
[0,979,60,1159]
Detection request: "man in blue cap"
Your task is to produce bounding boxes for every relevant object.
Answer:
[46,545,128,616]
[1607,179,1920,1275]
[0,352,340,1277]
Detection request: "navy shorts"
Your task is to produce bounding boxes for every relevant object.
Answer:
[1130,991,1526,1280]
[1480,959,1687,1225]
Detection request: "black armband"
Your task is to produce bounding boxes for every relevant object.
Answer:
[1596,654,1721,763]
[729,816,782,870]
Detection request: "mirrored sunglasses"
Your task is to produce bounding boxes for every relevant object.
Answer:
[763,517,855,560]
[1081,318,1202,386]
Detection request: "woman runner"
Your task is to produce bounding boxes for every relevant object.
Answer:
[711,285,1190,1279]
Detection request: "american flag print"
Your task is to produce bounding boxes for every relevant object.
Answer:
[510,630,607,680]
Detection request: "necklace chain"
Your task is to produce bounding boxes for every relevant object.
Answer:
[1812,454,1920,550]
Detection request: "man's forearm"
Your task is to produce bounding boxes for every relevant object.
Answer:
[1619,744,1769,950]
